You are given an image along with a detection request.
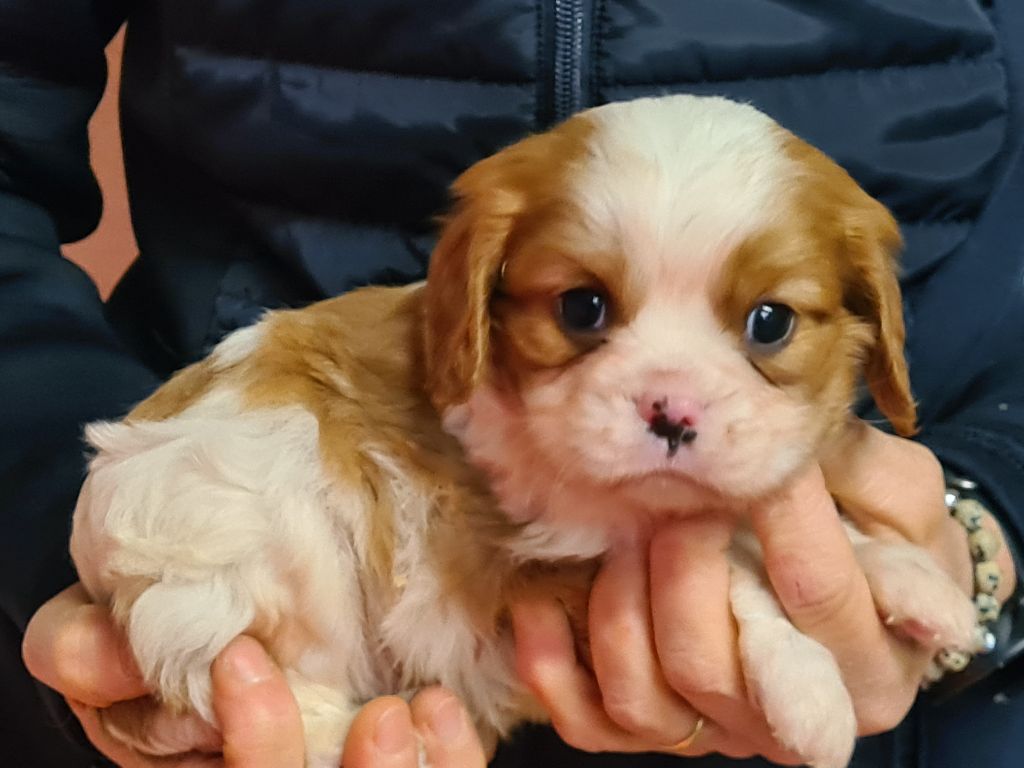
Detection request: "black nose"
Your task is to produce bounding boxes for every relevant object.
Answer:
[648,411,698,458]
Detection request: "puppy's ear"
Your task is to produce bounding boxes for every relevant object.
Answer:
[844,200,917,437]
[422,176,522,412]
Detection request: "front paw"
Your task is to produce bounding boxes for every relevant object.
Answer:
[739,618,857,768]
[731,561,856,768]
[99,696,220,757]
[855,540,976,652]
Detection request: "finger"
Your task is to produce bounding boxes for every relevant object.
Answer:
[341,696,419,768]
[409,687,488,768]
[212,636,304,768]
[824,424,1016,602]
[589,542,699,744]
[512,595,660,753]
[752,466,921,730]
[69,700,220,768]
[752,465,878,645]
[649,517,799,762]
[23,583,147,707]
[511,596,730,756]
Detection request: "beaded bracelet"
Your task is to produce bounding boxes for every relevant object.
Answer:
[934,475,1003,675]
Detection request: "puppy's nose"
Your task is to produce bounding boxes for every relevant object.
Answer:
[638,396,700,457]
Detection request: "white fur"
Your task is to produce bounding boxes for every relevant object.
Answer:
[73,380,523,766]
[577,96,790,299]
[210,323,266,370]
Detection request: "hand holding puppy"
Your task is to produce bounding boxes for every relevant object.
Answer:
[513,424,1015,761]
[22,585,487,768]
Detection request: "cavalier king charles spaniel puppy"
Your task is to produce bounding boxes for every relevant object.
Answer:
[71,95,976,768]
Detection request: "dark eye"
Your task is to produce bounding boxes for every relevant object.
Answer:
[558,288,609,332]
[745,302,795,349]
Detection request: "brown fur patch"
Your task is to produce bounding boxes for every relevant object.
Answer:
[123,280,595,694]
[712,131,916,439]
[211,288,537,647]
[422,114,604,409]
[127,360,215,423]
[783,132,915,436]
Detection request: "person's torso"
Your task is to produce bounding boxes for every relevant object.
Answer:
[112,0,1010,385]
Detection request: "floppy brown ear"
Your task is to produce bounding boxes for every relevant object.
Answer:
[845,200,918,437]
[422,186,521,412]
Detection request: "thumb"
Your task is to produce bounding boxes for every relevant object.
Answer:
[212,635,304,768]
[821,421,946,542]
[23,583,147,707]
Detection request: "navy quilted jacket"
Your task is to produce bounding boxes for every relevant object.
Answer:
[1,1,1022,765]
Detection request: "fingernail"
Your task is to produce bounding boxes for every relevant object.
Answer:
[226,637,274,685]
[429,694,465,745]
[374,705,413,754]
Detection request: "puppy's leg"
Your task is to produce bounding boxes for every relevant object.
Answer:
[98,670,363,768]
[288,674,362,768]
[845,524,975,653]
[98,696,220,757]
[730,538,856,768]
[94,576,259,756]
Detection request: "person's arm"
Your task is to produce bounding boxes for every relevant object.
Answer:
[0,0,160,760]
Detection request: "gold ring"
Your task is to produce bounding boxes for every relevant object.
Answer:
[665,716,705,751]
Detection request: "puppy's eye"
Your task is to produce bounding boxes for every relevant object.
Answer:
[745,302,795,350]
[558,288,609,333]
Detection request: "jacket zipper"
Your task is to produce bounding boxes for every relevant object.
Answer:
[552,0,585,122]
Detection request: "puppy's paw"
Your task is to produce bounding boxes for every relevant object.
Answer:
[99,696,220,757]
[739,618,857,768]
[855,539,975,652]
[730,556,855,768]
[289,674,360,768]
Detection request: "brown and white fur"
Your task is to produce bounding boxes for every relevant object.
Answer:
[71,95,976,768]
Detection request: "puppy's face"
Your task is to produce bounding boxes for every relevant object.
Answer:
[424,96,915,507]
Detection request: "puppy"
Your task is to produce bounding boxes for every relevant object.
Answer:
[71,95,976,768]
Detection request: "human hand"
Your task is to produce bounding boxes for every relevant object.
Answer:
[23,583,487,767]
[511,422,1016,761]
[511,519,798,763]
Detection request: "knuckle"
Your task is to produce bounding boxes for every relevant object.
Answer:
[772,554,856,623]
[906,441,942,481]
[903,444,945,506]
[660,642,732,697]
[601,690,654,736]
[515,654,555,698]
[551,717,603,753]
[593,614,643,659]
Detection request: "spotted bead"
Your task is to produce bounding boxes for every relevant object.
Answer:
[954,498,985,532]
[975,592,1001,623]
[975,561,1002,595]
[968,527,1001,562]
[937,648,971,673]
